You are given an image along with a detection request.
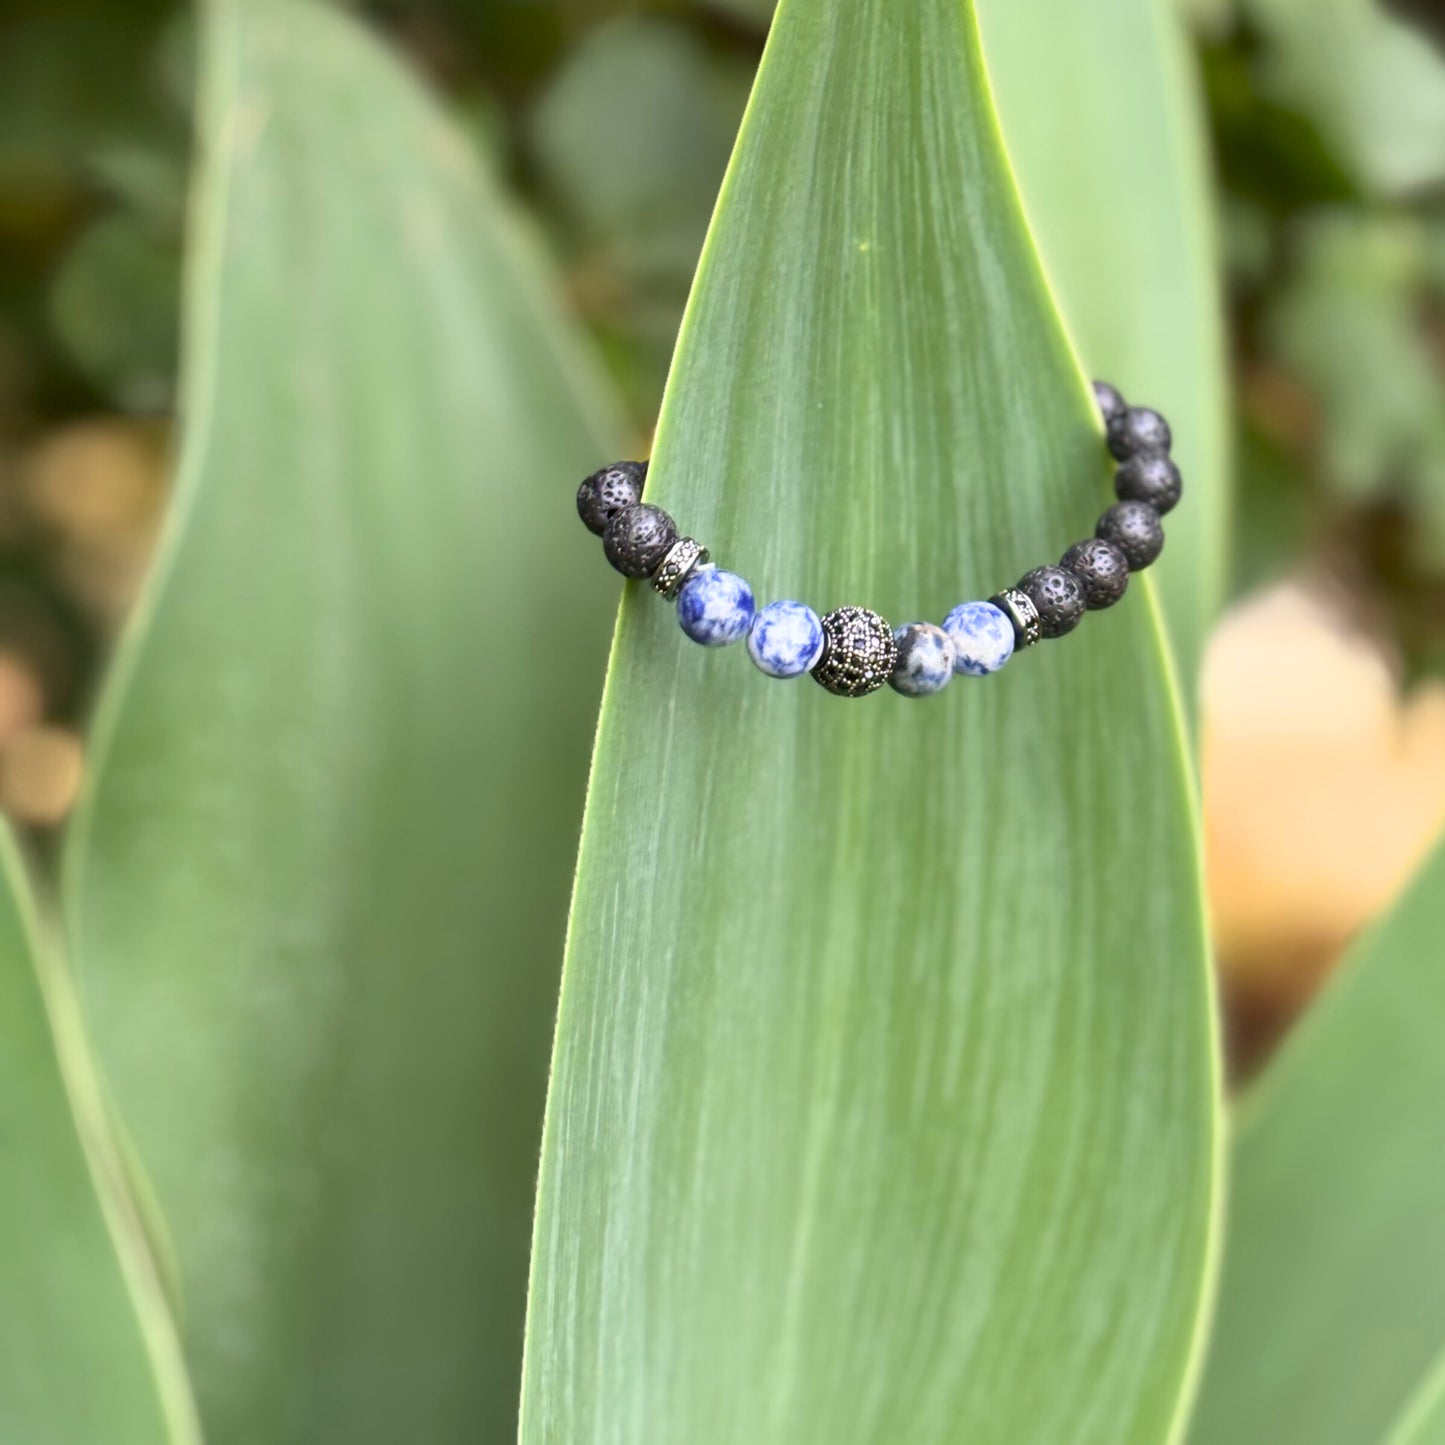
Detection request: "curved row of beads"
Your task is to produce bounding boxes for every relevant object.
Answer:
[574,380,1181,698]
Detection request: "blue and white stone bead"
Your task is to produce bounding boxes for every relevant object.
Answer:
[747,600,825,678]
[942,600,1015,676]
[677,566,755,647]
[889,622,955,697]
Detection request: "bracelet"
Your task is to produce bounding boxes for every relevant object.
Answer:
[574,381,1180,699]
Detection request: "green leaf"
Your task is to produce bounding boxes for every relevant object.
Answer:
[62,0,624,1439]
[1190,832,1445,1445]
[1391,1359,1445,1445]
[0,824,198,1444]
[976,0,1230,691]
[522,0,1219,1439]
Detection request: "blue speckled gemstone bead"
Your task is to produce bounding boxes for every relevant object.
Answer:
[889,623,955,697]
[942,600,1015,676]
[747,600,825,678]
[677,567,755,646]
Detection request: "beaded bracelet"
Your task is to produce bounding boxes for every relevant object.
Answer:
[575,381,1181,698]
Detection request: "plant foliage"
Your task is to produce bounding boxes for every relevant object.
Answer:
[60,1,624,1439]
[522,0,1220,1439]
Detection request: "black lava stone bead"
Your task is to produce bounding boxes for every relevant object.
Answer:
[577,460,648,536]
[1115,452,1182,514]
[1061,537,1129,610]
[1092,380,1127,423]
[1018,565,1087,639]
[1096,500,1164,570]
[603,503,677,578]
[1106,406,1172,462]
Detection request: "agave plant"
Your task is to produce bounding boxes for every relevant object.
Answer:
[5,1,1444,1443]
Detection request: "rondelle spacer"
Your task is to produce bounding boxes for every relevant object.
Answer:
[990,588,1043,648]
[652,537,710,600]
[811,606,898,697]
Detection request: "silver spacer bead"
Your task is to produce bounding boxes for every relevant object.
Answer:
[811,606,898,697]
[990,588,1042,648]
[651,538,710,600]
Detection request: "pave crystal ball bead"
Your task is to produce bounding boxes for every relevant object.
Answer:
[747,600,826,678]
[889,623,955,697]
[677,567,756,646]
[812,607,898,697]
[603,503,677,578]
[577,460,647,536]
[941,600,1015,676]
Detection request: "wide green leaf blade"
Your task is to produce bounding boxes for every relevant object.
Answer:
[1391,1358,1445,1445]
[0,823,198,1444]
[62,0,623,1439]
[523,0,1219,1440]
[976,0,1229,691]
[1191,831,1445,1445]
